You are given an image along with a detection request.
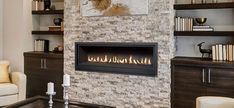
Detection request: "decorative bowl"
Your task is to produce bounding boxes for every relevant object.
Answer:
[195,18,207,26]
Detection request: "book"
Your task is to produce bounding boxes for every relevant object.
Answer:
[193,28,214,31]
[34,39,49,52]
[223,45,227,61]
[233,45,234,62]
[215,45,219,61]
[228,45,233,61]
[212,45,216,61]
[193,26,211,29]
[218,44,223,61]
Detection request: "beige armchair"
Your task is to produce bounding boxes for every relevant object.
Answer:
[0,62,26,106]
[196,96,234,108]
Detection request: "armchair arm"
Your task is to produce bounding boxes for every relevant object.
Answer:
[10,72,26,101]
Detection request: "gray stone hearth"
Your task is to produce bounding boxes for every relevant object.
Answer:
[64,0,175,107]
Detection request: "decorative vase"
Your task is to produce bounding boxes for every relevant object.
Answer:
[44,0,51,10]
[53,18,63,26]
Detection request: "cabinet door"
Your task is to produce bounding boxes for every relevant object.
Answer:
[172,65,206,108]
[24,56,43,74]
[24,56,64,99]
[206,68,234,97]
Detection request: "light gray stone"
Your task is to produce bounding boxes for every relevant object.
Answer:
[64,0,175,107]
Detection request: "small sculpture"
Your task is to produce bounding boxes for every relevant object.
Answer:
[197,42,212,58]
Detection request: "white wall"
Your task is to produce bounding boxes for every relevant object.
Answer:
[0,0,3,59]
[3,0,33,72]
[175,0,234,57]
[2,0,63,72]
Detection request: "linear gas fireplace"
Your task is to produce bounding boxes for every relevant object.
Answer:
[75,42,158,76]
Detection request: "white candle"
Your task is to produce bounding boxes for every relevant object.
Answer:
[63,74,70,86]
[47,82,54,94]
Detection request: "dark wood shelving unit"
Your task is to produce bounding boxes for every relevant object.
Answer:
[32,31,64,35]
[174,2,234,10]
[32,10,64,15]
[174,31,234,36]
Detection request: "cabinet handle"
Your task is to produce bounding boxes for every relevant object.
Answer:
[208,69,211,84]
[202,68,206,83]
[40,59,44,69]
[44,59,47,69]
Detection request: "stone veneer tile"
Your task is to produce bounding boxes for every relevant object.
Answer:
[64,0,175,107]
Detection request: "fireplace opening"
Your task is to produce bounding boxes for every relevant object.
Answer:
[75,42,158,77]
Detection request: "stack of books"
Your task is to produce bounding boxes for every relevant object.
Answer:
[212,44,234,61]
[193,26,214,31]
[175,17,193,31]
[34,39,49,52]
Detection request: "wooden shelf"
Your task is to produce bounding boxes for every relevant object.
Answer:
[174,31,234,36]
[174,2,234,10]
[32,31,64,35]
[32,10,64,15]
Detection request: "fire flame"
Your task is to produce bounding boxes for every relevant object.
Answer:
[88,55,152,65]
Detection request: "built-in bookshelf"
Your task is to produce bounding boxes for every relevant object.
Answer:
[30,0,64,54]
[174,3,234,37]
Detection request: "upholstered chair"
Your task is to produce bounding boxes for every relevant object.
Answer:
[0,61,26,106]
[196,96,234,108]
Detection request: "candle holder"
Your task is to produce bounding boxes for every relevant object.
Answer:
[46,92,56,108]
[62,84,70,108]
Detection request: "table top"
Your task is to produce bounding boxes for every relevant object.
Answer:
[6,96,115,108]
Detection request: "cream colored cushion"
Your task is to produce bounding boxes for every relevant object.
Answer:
[196,96,234,108]
[0,62,10,83]
[0,83,18,96]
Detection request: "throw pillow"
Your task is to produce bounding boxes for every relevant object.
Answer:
[0,63,10,83]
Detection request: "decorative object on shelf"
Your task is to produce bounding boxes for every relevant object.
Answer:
[197,42,212,58]
[32,0,44,11]
[53,45,63,53]
[44,0,51,10]
[62,74,70,108]
[81,0,148,16]
[195,18,207,26]
[53,18,63,26]
[46,82,56,108]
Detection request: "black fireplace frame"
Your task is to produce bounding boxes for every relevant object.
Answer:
[75,42,158,77]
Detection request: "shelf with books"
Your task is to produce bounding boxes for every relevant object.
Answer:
[174,2,234,10]
[32,10,64,15]
[174,31,234,36]
[32,31,64,35]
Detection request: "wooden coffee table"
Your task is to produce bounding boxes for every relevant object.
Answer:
[6,96,115,108]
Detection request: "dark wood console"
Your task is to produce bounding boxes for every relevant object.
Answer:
[171,57,234,108]
[24,52,64,99]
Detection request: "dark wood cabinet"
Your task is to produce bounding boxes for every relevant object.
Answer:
[24,52,64,99]
[171,57,234,108]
